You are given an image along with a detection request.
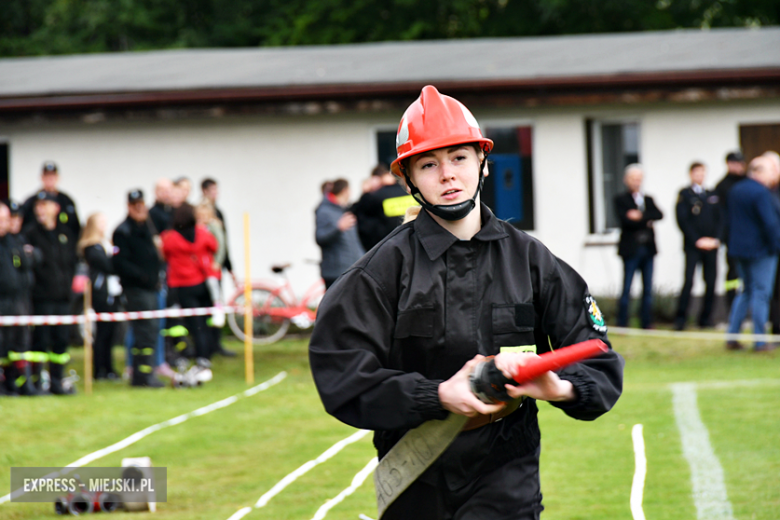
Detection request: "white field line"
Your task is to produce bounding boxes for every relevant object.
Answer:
[0,371,287,505]
[630,424,647,520]
[671,383,735,520]
[224,429,371,520]
[610,326,780,343]
[311,457,379,520]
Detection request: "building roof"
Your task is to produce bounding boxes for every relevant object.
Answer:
[1,27,779,110]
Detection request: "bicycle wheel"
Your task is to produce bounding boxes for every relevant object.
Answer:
[228,288,291,344]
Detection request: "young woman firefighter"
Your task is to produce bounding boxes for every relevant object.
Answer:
[309,86,625,520]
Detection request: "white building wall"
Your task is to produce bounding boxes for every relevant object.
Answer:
[3,97,780,300]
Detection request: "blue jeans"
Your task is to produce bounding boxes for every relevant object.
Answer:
[727,255,779,347]
[618,246,654,328]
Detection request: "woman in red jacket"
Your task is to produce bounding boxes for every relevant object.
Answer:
[162,203,217,361]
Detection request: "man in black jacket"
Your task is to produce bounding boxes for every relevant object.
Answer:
[113,190,164,388]
[23,191,77,395]
[714,151,747,311]
[674,162,722,330]
[615,164,664,329]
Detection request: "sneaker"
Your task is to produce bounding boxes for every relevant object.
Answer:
[753,343,777,352]
[154,363,176,379]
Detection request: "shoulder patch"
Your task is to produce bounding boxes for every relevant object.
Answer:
[584,295,607,333]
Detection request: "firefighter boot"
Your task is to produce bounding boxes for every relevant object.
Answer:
[131,348,165,388]
[15,361,38,396]
[49,361,76,395]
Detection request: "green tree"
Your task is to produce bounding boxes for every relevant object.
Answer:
[1,0,777,57]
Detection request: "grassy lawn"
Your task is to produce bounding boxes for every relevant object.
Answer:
[1,332,778,519]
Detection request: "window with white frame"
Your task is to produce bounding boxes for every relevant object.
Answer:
[587,120,640,234]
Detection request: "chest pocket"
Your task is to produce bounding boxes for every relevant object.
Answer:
[394,306,434,339]
[492,303,536,354]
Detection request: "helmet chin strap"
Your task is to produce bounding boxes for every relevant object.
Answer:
[401,155,489,222]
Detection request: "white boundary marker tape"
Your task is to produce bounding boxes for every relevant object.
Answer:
[225,429,371,520]
[671,383,735,520]
[0,371,287,505]
[0,305,239,326]
[630,424,647,520]
[311,457,379,520]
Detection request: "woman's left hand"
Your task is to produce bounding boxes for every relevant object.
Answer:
[494,352,576,403]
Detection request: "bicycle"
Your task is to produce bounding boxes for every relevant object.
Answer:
[227,263,325,344]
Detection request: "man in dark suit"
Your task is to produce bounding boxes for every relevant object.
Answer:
[674,162,722,330]
[615,164,663,329]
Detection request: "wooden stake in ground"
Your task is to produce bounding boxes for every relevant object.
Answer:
[244,212,254,384]
[83,279,93,395]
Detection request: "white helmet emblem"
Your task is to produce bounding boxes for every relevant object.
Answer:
[396,116,410,148]
[459,103,480,129]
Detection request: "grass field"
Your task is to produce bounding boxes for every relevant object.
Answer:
[1,332,778,520]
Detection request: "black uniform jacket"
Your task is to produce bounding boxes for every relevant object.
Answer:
[352,183,410,251]
[112,217,161,291]
[676,186,722,250]
[22,221,76,303]
[310,204,624,489]
[614,192,663,258]
[0,233,32,299]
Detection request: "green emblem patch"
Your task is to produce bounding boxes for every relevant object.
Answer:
[585,295,606,333]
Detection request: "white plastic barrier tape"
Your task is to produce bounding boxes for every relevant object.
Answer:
[0,306,239,326]
[610,326,780,343]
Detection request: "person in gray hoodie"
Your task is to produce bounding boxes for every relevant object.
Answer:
[315,179,365,289]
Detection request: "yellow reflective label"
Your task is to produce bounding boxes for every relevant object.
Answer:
[500,345,537,354]
[382,195,419,217]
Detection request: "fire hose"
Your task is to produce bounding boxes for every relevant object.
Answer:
[373,339,609,518]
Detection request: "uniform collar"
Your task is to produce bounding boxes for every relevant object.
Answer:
[414,202,509,261]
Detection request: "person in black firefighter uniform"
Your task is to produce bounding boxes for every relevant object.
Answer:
[21,161,81,240]
[309,86,624,520]
[674,162,722,330]
[112,190,165,388]
[23,191,78,395]
[352,164,418,251]
[0,203,37,396]
[714,151,747,312]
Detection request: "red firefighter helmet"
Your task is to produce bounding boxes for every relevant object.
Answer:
[390,85,493,177]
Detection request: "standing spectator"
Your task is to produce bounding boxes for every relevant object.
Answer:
[201,178,236,285]
[726,155,780,351]
[78,213,122,380]
[161,203,218,364]
[113,190,165,387]
[6,200,24,235]
[352,164,418,251]
[149,178,175,233]
[315,179,365,289]
[615,165,664,329]
[195,201,235,357]
[0,203,36,396]
[174,177,192,206]
[674,162,722,330]
[715,151,747,312]
[21,161,81,239]
[23,191,78,395]
[764,151,780,334]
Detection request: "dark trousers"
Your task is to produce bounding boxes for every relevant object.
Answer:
[32,300,70,356]
[124,287,158,362]
[676,247,718,327]
[769,260,780,334]
[177,283,213,360]
[0,297,29,357]
[618,246,654,328]
[383,447,543,520]
[93,321,117,378]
